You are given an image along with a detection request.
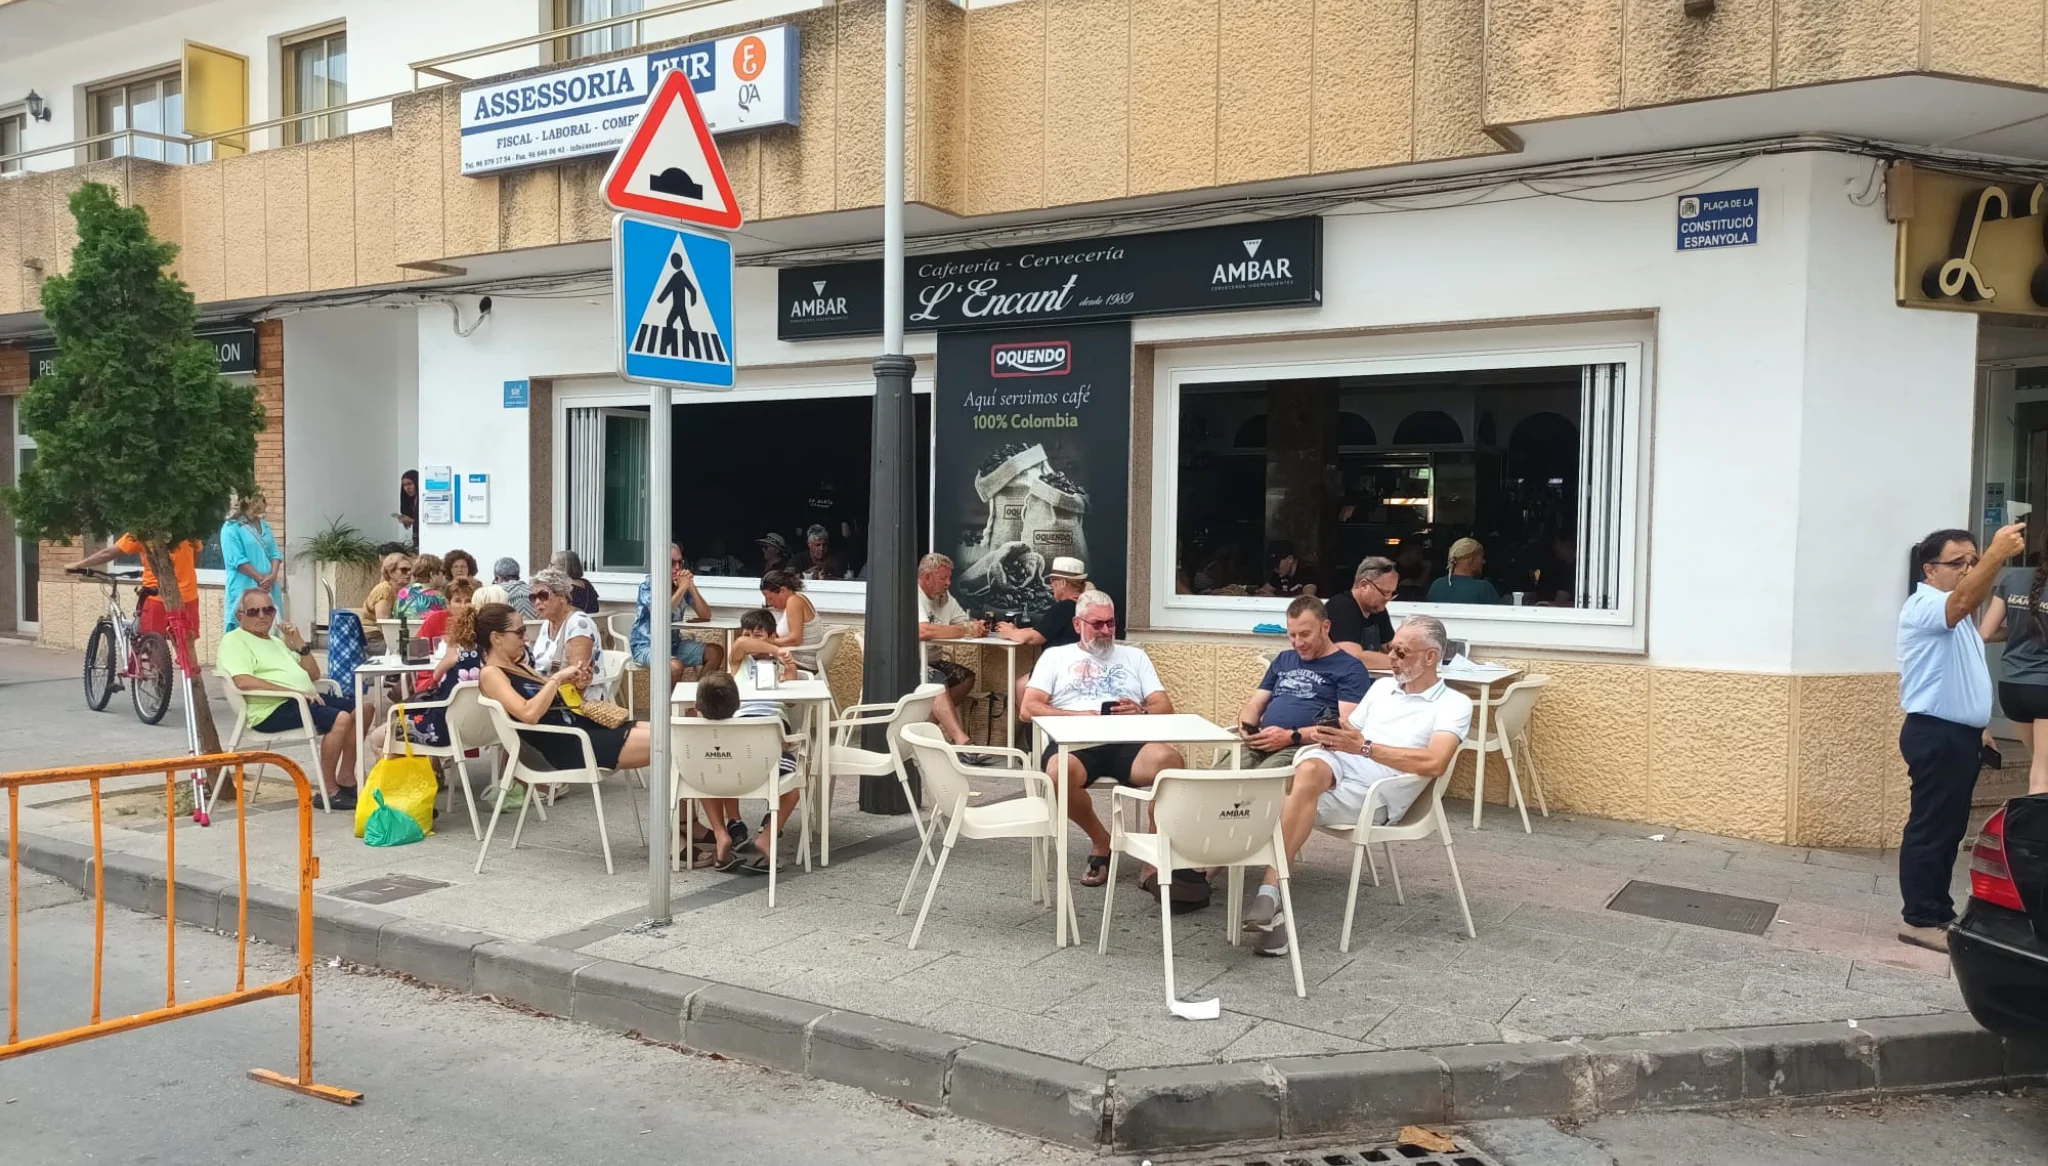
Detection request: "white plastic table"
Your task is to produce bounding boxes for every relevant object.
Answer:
[1375,661,1525,829]
[1034,713,1242,947]
[955,636,1024,750]
[679,616,742,660]
[673,678,835,854]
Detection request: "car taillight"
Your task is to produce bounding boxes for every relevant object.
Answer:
[1970,808,2028,912]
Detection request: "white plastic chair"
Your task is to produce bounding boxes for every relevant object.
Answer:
[592,647,628,704]
[898,723,1076,948]
[1458,675,1551,832]
[1098,766,1305,1018]
[815,624,854,714]
[670,716,812,907]
[377,682,495,840]
[823,683,944,865]
[473,695,641,875]
[211,672,346,813]
[606,612,642,712]
[1317,766,1477,949]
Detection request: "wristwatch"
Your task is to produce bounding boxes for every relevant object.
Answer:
[297,644,314,657]
[1362,740,1373,759]
[1290,728,1301,746]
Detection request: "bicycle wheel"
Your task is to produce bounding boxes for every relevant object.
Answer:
[83,619,117,711]
[131,632,175,725]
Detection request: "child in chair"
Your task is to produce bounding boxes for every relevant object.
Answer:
[692,668,801,875]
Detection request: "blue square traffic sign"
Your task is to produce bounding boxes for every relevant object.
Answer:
[614,214,736,388]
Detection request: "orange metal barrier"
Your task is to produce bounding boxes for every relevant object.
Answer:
[2,751,360,1104]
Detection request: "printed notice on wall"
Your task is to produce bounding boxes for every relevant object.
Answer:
[421,465,455,525]
[934,322,1131,629]
[1677,188,1758,250]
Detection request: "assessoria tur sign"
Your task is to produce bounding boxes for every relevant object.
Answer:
[458,24,797,176]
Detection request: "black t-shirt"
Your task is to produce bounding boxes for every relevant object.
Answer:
[1326,590,1394,653]
[1028,598,1079,648]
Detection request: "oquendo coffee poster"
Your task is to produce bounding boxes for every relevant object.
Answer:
[935,322,1131,630]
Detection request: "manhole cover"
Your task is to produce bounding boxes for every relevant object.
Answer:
[1606,879,1776,935]
[1180,1143,1503,1166]
[329,874,451,905]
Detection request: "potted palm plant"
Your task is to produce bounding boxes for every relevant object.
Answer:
[296,518,382,626]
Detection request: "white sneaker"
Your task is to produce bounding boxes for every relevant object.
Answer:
[1241,893,1281,931]
[1253,913,1291,957]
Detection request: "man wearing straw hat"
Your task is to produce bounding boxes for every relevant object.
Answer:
[996,557,1090,722]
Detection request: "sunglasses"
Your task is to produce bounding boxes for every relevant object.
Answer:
[1079,616,1118,631]
[1388,644,1436,661]
[1929,556,1980,570]
[531,590,554,601]
[240,605,276,617]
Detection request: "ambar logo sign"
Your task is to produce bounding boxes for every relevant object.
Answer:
[990,340,1071,377]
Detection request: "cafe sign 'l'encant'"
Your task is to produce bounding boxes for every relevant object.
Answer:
[776,218,1321,340]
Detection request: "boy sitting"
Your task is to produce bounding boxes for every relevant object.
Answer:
[692,665,801,875]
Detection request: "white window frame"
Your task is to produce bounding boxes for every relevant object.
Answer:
[553,373,936,615]
[12,410,36,633]
[0,106,26,175]
[1151,322,1653,653]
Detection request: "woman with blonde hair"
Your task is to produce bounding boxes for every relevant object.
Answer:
[221,490,284,624]
[364,552,412,621]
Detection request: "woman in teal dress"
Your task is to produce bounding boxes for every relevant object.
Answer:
[221,491,284,624]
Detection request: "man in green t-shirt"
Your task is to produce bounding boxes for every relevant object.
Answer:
[1426,538,1501,606]
[218,588,359,809]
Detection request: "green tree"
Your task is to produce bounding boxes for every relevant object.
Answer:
[2,181,262,759]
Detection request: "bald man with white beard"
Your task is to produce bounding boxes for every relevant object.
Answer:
[1020,590,1183,890]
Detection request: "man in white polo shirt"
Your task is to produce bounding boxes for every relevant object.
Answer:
[1895,521,2026,952]
[1243,615,1471,956]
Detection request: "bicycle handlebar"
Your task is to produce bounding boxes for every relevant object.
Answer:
[67,568,142,582]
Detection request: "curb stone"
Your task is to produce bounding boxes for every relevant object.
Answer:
[10,829,2045,1153]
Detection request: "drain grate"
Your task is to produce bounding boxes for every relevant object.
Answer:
[329,873,451,905]
[1180,1143,1504,1166]
[1606,878,1777,935]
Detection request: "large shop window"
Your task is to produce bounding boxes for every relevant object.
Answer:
[565,393,932,582]
[1168,352,1639,643]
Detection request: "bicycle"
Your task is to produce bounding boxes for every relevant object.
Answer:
[72,567,174,725]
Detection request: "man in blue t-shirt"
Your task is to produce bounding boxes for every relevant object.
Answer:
[1234,594,1372,768]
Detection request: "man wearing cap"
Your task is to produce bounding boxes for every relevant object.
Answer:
[995,557,1089,650]
[997,557,1089,722]
[1427,538,1501,605]
[757,532,795,574]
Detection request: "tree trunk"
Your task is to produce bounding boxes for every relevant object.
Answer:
[143,540,226,763]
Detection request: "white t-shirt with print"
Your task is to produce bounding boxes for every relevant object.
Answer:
[1026,643,1165,712]
[919,588,971,665]
[534,610,608,700]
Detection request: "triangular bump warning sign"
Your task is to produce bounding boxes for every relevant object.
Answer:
[602,69,743,229]
[627,234,730,367]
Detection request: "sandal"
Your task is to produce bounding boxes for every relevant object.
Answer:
[1081,854,1112,887]
[733,850,778,876]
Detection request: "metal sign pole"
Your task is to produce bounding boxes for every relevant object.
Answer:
[646,381,673,922]
[860,0,918,813]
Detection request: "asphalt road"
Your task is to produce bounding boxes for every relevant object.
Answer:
[0,871,1086,1166]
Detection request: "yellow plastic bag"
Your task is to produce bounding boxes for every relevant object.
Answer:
[355,708,438,839]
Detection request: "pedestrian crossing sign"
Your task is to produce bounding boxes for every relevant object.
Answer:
[613,213,736,389]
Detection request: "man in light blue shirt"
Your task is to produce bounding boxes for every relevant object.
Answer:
[1895,521,2025,953]
[632,542,724,683]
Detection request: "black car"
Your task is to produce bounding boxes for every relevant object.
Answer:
[1951,793,2048,1042]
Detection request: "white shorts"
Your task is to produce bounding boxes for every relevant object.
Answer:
[1295,745,1426,829]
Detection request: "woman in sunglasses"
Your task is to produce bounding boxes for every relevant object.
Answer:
[530,566,604,699]
[476,603,649,773]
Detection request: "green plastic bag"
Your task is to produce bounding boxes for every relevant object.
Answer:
[363,789,426,847]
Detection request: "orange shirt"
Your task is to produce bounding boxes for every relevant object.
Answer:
[115,534,202,605]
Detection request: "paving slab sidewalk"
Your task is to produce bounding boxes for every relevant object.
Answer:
[5,642,2039,1150]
